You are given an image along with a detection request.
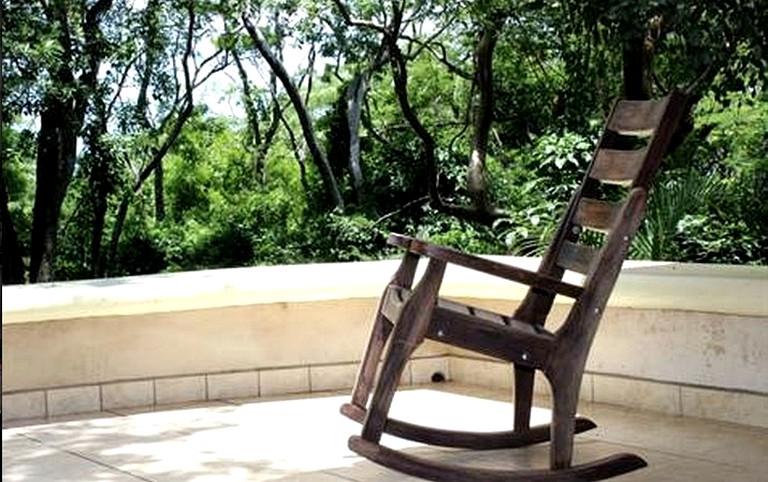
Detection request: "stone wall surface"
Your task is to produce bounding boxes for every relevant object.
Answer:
[3,259,766,426]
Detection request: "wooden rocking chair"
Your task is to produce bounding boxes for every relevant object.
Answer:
[341,90,689,481]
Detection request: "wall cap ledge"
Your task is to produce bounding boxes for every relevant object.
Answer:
[3,259,766,324]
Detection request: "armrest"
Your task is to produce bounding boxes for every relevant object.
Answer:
[388,233,584,299]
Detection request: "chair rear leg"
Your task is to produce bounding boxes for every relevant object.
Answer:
[513,365,535,432]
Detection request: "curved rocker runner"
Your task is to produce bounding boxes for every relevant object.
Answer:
[341,402,597,450]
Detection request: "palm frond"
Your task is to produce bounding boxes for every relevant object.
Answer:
[632,170,722,260]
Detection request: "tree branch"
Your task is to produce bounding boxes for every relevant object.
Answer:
[333,0,439,207]
[374,196,430,225]
[399,34,472,79]
[277,107,310,193]
[467,16,503,213]
[330,0,390,36]
[134,0,195,190]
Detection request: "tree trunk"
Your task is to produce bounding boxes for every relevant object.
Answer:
[346,72,369,204]
[2,175,26,285]
[84,87,119,278]
[242,15,344,211]
[104,0,202,275]
[233,49,281,185]
[29,100,78,282]
[154,161,165,221]
[385,34,440,205]
[622,34,652,100]
[233,50,264,181]
[334,0,507,225]
[90,186,108,277]
[106,195,131,276]
[467,19,501,215]
[28,0,113,282]
[89,140,112,278]
[105,103,192,275]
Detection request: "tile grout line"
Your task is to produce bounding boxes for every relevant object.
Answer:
[319,470,360,481]
[18,433,157,482]
[43,389,50,419]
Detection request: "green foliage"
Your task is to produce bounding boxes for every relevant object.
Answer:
[632,92,768,262]
[302,212,388,262]
[2,124,36,259]
[632,169,722,261]
[492,128,596,255]
[411,209,502,255]
[95,190,168,278]
[4,0,767,285]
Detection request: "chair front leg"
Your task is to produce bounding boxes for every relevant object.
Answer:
[513,365,536,432]
[361,258,447,443]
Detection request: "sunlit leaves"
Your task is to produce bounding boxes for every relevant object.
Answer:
[4,0,768,280]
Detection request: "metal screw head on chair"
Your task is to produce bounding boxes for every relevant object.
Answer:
[521,352,530,361]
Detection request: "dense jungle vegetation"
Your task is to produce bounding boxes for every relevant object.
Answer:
[2,0,767,284]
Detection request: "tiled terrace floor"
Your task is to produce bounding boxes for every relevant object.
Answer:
[3,384,766,481]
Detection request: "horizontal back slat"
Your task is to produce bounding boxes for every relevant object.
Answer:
[556,241,599,274]
[590,147,646,185]
[575,198,621,232]
[607,98,668,135]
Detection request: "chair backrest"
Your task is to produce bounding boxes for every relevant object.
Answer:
[515,90,689,326]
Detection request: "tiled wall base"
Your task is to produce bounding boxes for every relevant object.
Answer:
[4,355,765,429]
[1,356,450,423]
[449,356,768,429]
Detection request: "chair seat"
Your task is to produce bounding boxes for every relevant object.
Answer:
[383,285,555,367]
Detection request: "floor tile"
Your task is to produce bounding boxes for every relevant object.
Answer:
[617,456,760,482]
[2,432,143,481]
[3,384,766,482]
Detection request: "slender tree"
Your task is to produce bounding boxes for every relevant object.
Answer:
[104,0,229,274]
[23,0,113,282]
[242,13,345,211]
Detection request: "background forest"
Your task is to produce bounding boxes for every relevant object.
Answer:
[2,0,767,284]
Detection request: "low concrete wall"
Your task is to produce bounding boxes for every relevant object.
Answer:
[3,258,766,427]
